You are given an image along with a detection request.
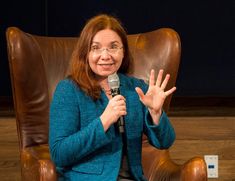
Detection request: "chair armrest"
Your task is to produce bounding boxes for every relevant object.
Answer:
[181,157,207,181]
[142,141,181,180]
[142,142,207,181]
[20,145,57,181]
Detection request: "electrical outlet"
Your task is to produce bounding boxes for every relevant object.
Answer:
[204,155,218,178]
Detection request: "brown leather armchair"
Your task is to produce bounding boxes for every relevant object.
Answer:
[6,27,207,181]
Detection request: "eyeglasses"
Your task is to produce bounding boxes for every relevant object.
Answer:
[90,46,123,55]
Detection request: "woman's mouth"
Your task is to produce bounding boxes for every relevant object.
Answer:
[98,63,114,68]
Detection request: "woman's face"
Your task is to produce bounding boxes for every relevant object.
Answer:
[88,29,124,79]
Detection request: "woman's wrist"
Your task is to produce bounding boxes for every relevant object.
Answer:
[148,108,162,125]
[100,116,111,132]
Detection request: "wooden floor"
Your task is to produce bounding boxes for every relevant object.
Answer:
[0,117,21,181]
[0,115,235,181]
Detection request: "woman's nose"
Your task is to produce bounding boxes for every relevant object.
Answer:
[100,49,111,59]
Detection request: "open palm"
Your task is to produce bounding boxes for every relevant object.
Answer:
[135,69,176,114]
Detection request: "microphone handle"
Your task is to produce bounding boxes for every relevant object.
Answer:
[118,116,124,133]
[110,88,125,134]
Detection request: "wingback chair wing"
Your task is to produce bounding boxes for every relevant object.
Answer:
[6,27,207,181]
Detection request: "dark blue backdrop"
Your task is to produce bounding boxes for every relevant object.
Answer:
[1,0,234,99]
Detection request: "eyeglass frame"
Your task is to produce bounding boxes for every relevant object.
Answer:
[90,46,123,55]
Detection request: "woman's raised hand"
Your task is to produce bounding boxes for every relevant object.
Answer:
[135,69,176,125]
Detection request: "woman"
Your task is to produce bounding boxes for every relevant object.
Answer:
[49,14,176,181]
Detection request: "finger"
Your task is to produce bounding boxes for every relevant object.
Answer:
[116,99,126,106]
[135,87,145,101]
[160,74,170,90]
[164,87,177,96]
[118,105,126,111]
[114,105,127,116]
[112,95,126,102]
[114,104,126,110]
[119,110,127,116]
[149,69,155,86]
[156,69,164,87]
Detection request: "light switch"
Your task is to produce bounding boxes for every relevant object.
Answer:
[204,155,218,178]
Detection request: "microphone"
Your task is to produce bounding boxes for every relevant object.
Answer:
[108,73,125,133]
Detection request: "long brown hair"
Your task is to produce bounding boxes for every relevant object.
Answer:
[70,14,132,100]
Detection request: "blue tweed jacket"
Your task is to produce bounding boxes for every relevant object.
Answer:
[49,73,175,181]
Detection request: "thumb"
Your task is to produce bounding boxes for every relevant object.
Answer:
[135,87,145,102]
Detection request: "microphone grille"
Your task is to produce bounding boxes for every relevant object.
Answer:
[108,73,120,89]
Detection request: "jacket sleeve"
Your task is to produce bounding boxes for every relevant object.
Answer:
[49,80,112,167]
[144,110,175,149]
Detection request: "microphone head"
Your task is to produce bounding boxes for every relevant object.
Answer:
[108,73,120,89]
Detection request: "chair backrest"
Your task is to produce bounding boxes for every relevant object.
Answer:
[6,27,181,149]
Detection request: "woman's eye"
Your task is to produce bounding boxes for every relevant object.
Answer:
[91,46,99,50]
[110,44,118,49]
